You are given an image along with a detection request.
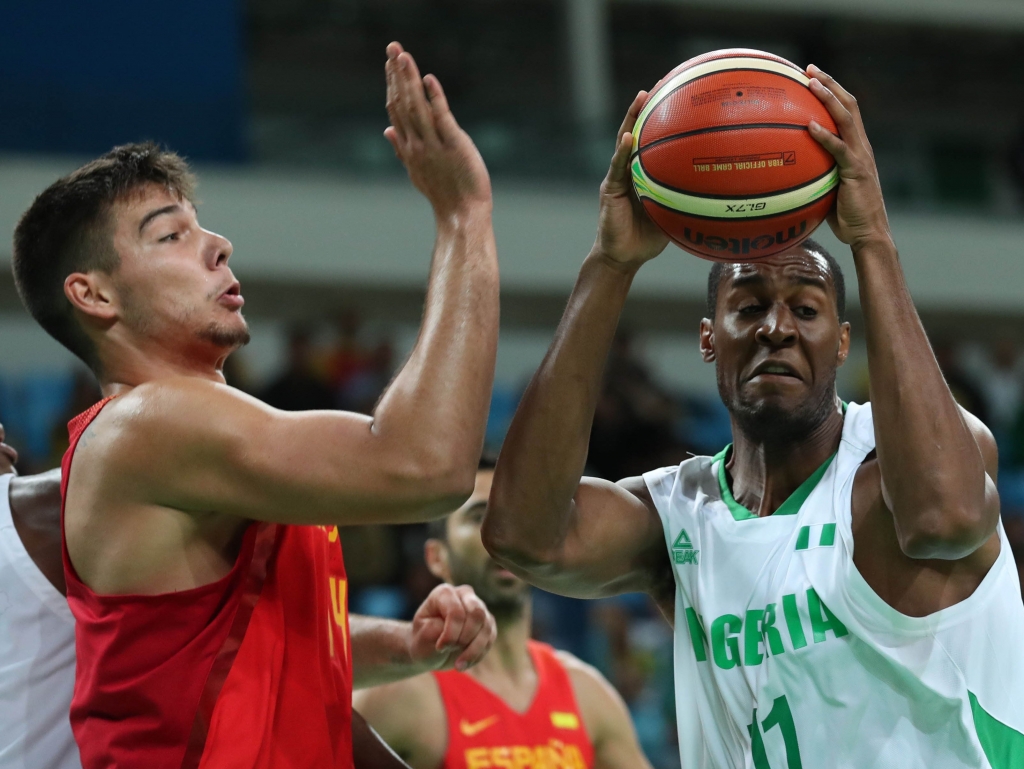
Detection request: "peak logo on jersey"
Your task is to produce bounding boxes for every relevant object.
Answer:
[673,529,700,565]
[685,587,848,670]
[460,716,500,737]
[550,711,580,729]
[464,739,587,769]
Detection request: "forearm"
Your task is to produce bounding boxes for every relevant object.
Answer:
[855,238,992,555]
[351,615,430,689]
[371,207,499,494]
[351,709,412,769]
[486,252,635,562]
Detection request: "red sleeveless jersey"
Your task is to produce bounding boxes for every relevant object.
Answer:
[433,641,594,769]
[61,398,354,769]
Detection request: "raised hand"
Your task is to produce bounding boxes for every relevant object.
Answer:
[591,91,669,269]
[806,65,893,251]
[384,42,492,219]
[408,583,496,673]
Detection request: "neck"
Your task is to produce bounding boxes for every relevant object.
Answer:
[727,397,844,517]
[96,336,231,396]
[469,598,534,683]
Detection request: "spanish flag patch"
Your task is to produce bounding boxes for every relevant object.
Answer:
[550,712,580,730]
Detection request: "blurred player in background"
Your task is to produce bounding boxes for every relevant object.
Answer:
[485,69,1024,768]
[354,458,651,769]
[0,425,499,769]
[11,42,497,769]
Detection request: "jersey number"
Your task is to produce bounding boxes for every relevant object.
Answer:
[747,695,802,769]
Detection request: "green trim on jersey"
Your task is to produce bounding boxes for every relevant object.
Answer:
[970,691,1024,768]
[712,445,836,521]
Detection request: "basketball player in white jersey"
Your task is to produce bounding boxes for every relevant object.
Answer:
[0,429,74,769]
[484,65,1024,768]
[0,426,497,769]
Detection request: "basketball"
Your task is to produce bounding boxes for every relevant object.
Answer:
[631,49,839,261]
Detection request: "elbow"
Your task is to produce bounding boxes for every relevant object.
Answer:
[390,452,477,520]
[481,502,560,574]
[896,504,996,560]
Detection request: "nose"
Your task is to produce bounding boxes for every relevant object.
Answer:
[755,303,797,348]
[206,229,233,269]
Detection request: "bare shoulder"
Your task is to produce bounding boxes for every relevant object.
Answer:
[353,673,446,766]
[83,378,266,474]
[554,650,630,715]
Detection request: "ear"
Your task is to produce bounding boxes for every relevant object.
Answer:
[837,321,851,367]
[700,317,716,363]
[64,272,118,323]
[424,539,451,583]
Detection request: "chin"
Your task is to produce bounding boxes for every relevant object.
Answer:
[199,317,251,349]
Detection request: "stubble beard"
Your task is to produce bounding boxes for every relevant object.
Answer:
[198,317,251,349]
[720,366,838,447]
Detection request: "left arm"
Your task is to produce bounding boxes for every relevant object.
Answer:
[351,584,496,689]
[559,652,653,769]
[807,66,999,560]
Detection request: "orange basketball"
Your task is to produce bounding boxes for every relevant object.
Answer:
[630,49,838,262]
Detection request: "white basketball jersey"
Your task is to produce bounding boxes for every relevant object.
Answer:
[643,403,1024,769]
[0,473,81,769]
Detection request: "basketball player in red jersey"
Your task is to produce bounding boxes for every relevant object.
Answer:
[12,42,497,769]
[354,459,652,769]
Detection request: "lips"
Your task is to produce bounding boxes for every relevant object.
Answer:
[218,281,244,310]
[747,359,802,381]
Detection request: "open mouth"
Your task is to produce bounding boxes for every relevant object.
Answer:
[748,361,802,381]
[218,282,244,309]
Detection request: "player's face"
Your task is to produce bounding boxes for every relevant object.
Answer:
[108,184,249,356]
[701,248,850,442]
[442,470,530,617]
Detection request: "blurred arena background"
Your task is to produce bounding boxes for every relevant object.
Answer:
[3,1,1024,765]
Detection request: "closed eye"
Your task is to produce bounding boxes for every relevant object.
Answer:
[795,306,818,318]
[739,304,765,315]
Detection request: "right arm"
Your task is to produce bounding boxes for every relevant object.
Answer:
[96,44,498,527]
[483,94,672,601]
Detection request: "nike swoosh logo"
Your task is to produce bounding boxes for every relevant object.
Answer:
[460,715,499,737]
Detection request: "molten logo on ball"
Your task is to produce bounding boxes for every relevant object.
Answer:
[683,221,808,258]
[631,48,839,261]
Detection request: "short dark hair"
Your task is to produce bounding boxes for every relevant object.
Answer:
[426,454,497,542]
[12,142,197,370]
[705,238,846,322]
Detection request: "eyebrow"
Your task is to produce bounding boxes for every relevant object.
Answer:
[138,204,182,235]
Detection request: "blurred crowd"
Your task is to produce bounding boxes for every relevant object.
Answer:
[3,319,1024,768]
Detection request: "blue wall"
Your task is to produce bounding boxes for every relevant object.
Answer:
[0,0,244,160]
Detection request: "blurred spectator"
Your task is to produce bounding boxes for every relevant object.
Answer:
[338,340,394,414]
[975,339,1023,434]
[260,327,335,411]
[588,331,688,480]
[326,311,372,392]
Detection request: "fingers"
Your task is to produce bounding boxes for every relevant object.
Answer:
[808,119,849,166]
[451,585,488,648]
[807,78,857,137]
[423,74,460,142]
[0,442,17,474]
[454,612,496,672]
[615,90,648,145]
[396,51,436,143]
[605,131,634,189]
[384,47,407,146]
[432,585,467,651]
[807,64,858,116]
